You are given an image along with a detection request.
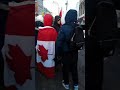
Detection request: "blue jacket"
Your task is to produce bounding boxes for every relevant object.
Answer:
[56,9,77,55]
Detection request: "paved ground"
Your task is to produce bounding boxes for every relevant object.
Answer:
[36,49,85,90]
[103,46,120,90]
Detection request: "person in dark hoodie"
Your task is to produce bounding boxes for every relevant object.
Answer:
[56,9,78,90]
[53,15,61,33]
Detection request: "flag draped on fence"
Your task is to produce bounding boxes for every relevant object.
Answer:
[2,1,35,90]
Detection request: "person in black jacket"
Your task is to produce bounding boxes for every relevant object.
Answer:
[56,9,79,90]
[53,15,61,33]
[86,0,119,90]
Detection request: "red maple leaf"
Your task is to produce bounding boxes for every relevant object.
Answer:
[38,45,48,62]
[6,44,32,86]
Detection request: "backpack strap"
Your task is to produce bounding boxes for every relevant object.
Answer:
[97,0,113,6]
[71,33,75,42]
[88,16,96,36]
[88,0,114,37]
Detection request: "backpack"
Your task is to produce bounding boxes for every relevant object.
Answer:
[89,0,118,57]
[70,25,84,50]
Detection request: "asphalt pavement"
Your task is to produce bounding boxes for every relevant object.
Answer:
[103,46,120,90]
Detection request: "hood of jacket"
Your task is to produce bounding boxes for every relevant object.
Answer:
[44,14,53,26]
[65,9,77,27]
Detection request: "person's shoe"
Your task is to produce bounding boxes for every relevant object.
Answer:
[74,85,79,90]
[62,80,69,89]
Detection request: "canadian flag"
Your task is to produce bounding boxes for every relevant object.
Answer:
[36,26,57,79]
[59,8,62,18]
[59,8,62,26]
[36,14,57,78]
[2,1,35,90]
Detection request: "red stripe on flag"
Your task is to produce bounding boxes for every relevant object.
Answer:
[37,28,57,41]
[6,4,35,36]
[37,63,55,78]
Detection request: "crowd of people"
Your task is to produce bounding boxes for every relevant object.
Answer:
[35,9,83,90]
[1,0,120,90]
[0,1,83,90]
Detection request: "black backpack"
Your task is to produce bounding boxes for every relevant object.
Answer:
[89,0,118,57]
[70,25,85,50]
